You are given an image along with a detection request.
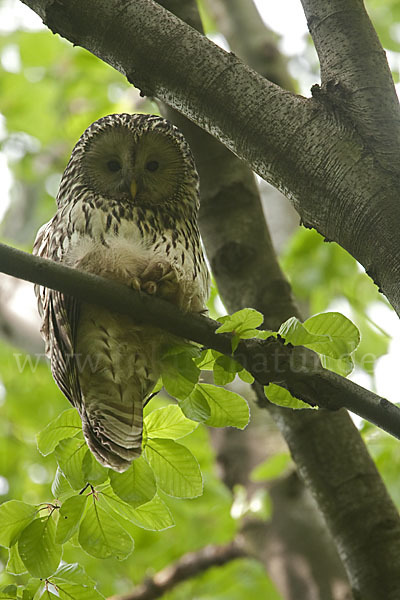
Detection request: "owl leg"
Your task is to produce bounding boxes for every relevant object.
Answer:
[75,249,144,291]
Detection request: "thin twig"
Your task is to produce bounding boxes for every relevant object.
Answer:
[109,541,249,600]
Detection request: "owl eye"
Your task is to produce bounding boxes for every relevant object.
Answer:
[146,160,159,172]
[107,159,122,172]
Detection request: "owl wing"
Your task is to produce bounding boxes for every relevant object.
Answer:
[33,220,82,409]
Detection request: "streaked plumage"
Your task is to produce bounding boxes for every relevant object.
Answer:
[33,113,209,472]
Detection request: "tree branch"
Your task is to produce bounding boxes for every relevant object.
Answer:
[2,241,400,442]
[109,542,249,600]
[19,0,400,319]
[204,0,295,91]
[301,0,400,169]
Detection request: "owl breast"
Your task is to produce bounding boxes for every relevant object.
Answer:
[60,203,208,471]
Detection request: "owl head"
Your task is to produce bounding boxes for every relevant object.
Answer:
[57,113,199,215]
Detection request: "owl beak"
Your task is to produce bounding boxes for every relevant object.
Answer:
[130,179,137,201]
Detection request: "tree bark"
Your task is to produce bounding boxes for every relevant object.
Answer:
[300,0,400,169]
[160,2,350,597]
[20,0,400,317]
[203,0,295,90]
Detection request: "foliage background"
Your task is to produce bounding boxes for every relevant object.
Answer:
[0,0,400,597]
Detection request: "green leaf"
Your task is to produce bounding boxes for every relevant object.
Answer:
[109,455,156,506]
[37,409,82,456]
[56,495,87,544]
[145,405,198,440]
[99,488,174,531]
[0,585,17,599]
[216,308,264,335]
[216,309,266,350]
[150,377,163,396]
[194,348,215,370]
[278,316,320,346]
[161,354,200,400]
[44,567,105,600]
[6,543,27,575]
[0,500,37,547]
[179,389,211,422]
[78,498,133,560]
[53,563,95,586]
[127,494,174,531]
[55,583,104,600]
[238,369,255,384]
[278,313,360,360]
[191,384,250,429]
[264,384,313,410]
[213,355,241,385]
[145,438,203,498]
[254,330,275,340]
[21,578,42,600]
[18,516,62,578]
[82,451,108,485]
[39,591,58,600]
[304,312,360,353]
[321,354,354,377]
[55,437,87,490]
[51,468,74,501]
[250,453,292,481]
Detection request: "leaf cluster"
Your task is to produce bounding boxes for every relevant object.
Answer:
[0,342,251,598]
[213,307,361,410]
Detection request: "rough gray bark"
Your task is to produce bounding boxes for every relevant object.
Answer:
[206,0,302,258]
[20,0,400,318]
[160,3,348,597]
[300,0,400,169]
[242,472,353,600]
[203,0,295,90]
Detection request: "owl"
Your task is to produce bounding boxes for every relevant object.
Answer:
[33,113,210,472]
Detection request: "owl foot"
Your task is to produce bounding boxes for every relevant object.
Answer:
[141,280,158,295]
[140,260,181,303]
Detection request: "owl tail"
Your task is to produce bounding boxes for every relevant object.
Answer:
[81,388,144,473]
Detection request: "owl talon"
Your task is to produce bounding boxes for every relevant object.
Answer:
[141,260,172,283]
[142,281,158,295]
[130,277,141,291]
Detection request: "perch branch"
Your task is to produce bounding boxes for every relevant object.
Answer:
[1,241,400,440]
